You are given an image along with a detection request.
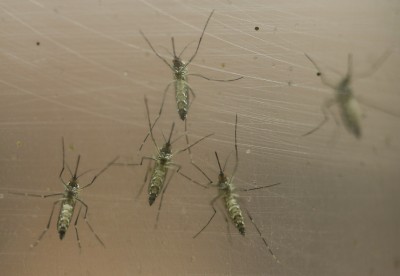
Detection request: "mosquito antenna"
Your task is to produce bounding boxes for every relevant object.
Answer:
[184,10,215,69]
[215,151,223,173]
[144,97,159,150]
[73,155,81,178]
[139,30,174,71]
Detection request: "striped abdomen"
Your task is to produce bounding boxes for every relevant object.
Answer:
[148,163,167,206]
[57,198,76,240]
[175,78,189,120]
[225,192,245,235]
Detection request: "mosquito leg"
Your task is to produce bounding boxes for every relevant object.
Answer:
[184,120,212,185]
[169,163,207,188]
[112,162,140,166]
[140,156,156,165]
[139,30,174,71]
[184,10,215,68]
[304,53,337,88]
[177,170,208,188]
[80,156,119,190]
[193,194,222,238]
[219,204,232,245]
[136,159,153,200]
[74,205,83,250]
[303,98,336,136]
[77,199,105,248]
[187,85,196,111]
[238,182,281,192]
[139,82,172,151]
[245,208,279,263]
[30,199,61,248]
[155,170,176,229]
[355,50,392,79]
[8,192,64,198]
[188,73,243,82]
[177,40,196,58]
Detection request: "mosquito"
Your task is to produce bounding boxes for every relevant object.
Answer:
[129,96,213,217]
[140,10,243,121]
[10,138,118,248]
[303,51,391,138]
[193,115,281,261]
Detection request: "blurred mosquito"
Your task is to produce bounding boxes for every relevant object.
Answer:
[140,10,243,121]
[304,51,391,138]
[10,138,118,249]
[193,115,281,261]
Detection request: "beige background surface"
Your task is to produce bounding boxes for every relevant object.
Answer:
[0,0,399,275]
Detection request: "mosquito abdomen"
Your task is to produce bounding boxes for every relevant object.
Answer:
[148,164,167,206]
[175,79,189,120]
[226,194,246,235]
[57,199,76,240]
[341,97,362,138]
